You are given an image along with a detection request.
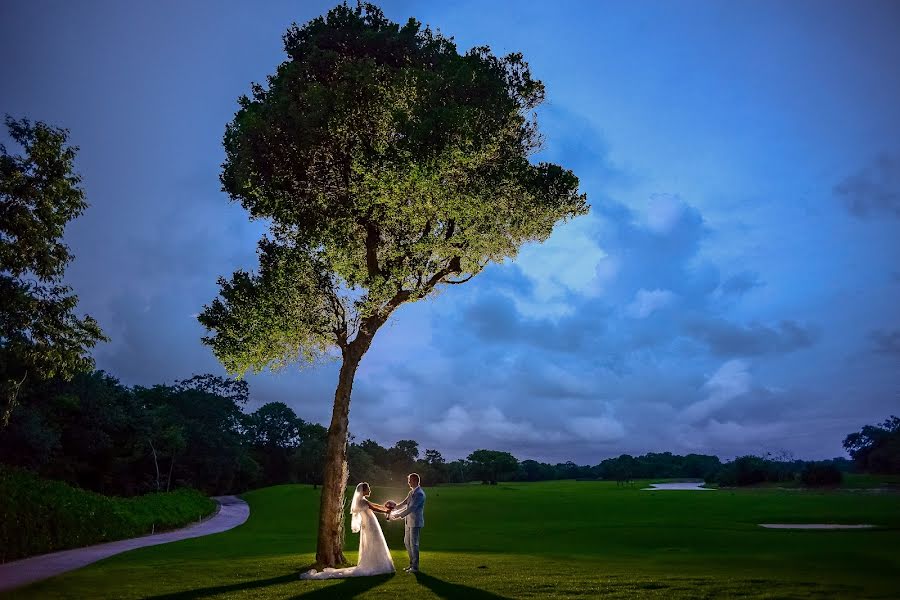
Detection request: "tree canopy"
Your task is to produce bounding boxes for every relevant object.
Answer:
[200,2,587,373]
[843,416,900,474]
[0,116,107,426]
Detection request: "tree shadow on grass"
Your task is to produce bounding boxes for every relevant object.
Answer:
[146,573,299,600]
[290,574,393,599]
[414,572,513,600]
[145,571,392,600]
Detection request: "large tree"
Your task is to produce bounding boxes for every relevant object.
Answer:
[843,416,900,474]
[0,116,107,427]
[467,449,519,485]
[199,3,587,566]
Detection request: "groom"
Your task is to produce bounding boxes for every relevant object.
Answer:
[388,473,426,573]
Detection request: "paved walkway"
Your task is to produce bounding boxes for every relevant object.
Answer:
[0,495,249,593]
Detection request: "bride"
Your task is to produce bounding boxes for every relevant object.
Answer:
[300,482,395,579]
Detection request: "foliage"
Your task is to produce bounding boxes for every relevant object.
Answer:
[0,466,214,562]
[843,415,900,474]
[0,116,107,426]
[800,462,843,487]
[0,371,265,496]
[467,449,519,484]
[708,453,814,487]
[201,2,588,375]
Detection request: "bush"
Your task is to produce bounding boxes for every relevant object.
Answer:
[801,462,843,487]
[710,455,802,487]
[0,467,216,562]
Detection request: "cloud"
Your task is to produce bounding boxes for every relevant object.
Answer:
[685,317,817,357]
[626,288,676,318]
[566,416,626,442]
[834,154,900,219]
[461,291,599,353]
[425,405,558,446]
[682,359,752,423]
[720,270,764,297]
[689,419,787,454]
[642,194,691,234]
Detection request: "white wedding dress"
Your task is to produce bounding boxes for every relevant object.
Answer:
[300,484,395,579]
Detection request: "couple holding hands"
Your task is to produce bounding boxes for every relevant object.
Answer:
[301,473,426,579]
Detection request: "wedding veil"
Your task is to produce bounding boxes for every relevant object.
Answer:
[349,482,367,534]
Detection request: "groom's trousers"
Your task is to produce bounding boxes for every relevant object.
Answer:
[404,526,421,570]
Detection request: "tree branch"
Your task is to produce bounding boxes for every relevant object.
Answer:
[445,273,474,284]
[444,219,455,241]
[364,223,382,279]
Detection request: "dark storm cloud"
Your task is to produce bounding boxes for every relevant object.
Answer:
[462,292,600,353]
[834,154,900,219]
[684,317,818,357]
[589,195,719,307]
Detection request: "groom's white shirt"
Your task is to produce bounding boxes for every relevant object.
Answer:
[391,485,425,528]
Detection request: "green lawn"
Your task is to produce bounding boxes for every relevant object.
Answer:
[7,480,900,599]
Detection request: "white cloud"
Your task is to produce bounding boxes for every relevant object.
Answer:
[425,405,551,444]
[682,359,751,423]
[514,218,607,306]
[626,288,676,318]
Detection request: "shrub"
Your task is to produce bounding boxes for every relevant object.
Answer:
[801,462,843,487]
[0,467,216,562]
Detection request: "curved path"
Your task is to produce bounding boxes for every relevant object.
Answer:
[0,495,249,593]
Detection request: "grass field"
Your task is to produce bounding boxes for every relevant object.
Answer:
[6,480,900,599]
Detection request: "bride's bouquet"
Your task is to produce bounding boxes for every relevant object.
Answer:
[383,500,397,517]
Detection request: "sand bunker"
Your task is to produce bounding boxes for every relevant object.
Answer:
[758,523,875,530]
[641,482,713,491]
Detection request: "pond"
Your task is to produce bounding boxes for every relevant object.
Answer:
[640,482,713,491]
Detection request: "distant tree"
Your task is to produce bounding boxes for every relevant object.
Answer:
[292,421,329,485]
[245,402,302,448]
[387,439,419,479]
[417,448,447,484]
[445,459,471,483]
[0,116,108,427]
[359,439,389,469]
[174,374,249,406]
[467,449,519,484]
[800,462,843,487]
[519,459,552,481]
[134,383,249,494]
[348,442,377,483]
[244,402,304,484]
[843,416,900,474]
[198,3,587,566]
[600,454,638,485]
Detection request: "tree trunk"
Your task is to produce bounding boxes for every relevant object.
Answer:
[0,371,28,429]
[149,440,161,492]
[315,336,372,567]
[166,455,175,492]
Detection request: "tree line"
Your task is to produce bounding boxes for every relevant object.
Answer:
[5,367,892,497]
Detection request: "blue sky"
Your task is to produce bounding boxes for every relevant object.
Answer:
[2,1,898,462]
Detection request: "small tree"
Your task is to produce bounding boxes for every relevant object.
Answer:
[0,116,108,427]
[199,3,586,566]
